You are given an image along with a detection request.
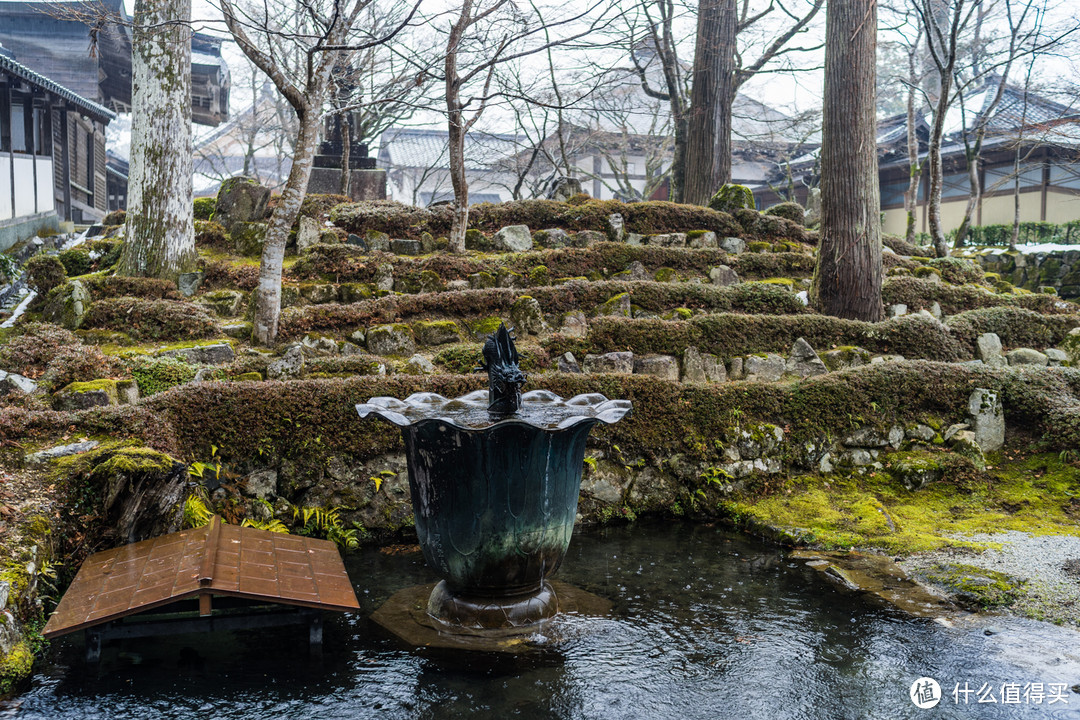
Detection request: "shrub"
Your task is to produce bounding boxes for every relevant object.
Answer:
[126,355,198,395]
[85,239,123,270]
[763,202,805,225]
[39,344,126,391]
[84,297,218,340]
[58,247,93,277]
[195,220,230,250]
[708,184,755,213]
[193,197,216,221]
[926,256,986,285]
[24,254,67,295]
[102,209,126,226]
[946,307,1080,352]
[299,193,351,223]
[201,259,260,291]
[0,323,80,378]
[82,274,183,301]
[882,276,1074,316]
[882,233,923,257]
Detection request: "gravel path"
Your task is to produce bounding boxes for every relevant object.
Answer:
[900,531,1080,626]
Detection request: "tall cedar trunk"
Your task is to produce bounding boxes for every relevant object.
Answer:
[445,1,471,254]
[252,109,320,344]
[927,69,953,258]
[812,0,883,322]
[684,0,736,205]
[118,0,196,281]
[903,45,921,247]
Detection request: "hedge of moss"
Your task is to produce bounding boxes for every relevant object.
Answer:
[277,281,812,339]
[132,364,1080,471]
[545,313,971,362]
[201,259,260,292]
[882,276,1076,316]
[81,274,183,301]
[945,307,1080,352]
[83,297,219,340]
[0,404,179,459]
[288,241,816,286]
[329,198,810,244]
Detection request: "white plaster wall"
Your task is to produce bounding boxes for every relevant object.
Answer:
[0,158,11,221]
[12,157,35,217]
[35,158,53,214]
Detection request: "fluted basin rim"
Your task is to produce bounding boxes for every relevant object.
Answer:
[356,389,632,431]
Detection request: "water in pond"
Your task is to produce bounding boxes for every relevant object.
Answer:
[10,522,1080,719]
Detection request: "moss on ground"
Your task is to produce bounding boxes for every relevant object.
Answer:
[722,453,1080,554]
[922,563,1026,608]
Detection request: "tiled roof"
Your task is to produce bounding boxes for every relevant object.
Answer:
[0,51,115,122]
[379,128,525,170]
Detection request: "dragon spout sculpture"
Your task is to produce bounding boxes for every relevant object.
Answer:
[478,323,527,414]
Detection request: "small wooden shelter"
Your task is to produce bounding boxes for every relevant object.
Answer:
[43,516,360,661]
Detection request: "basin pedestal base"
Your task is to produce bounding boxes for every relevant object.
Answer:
[371,580,611,654]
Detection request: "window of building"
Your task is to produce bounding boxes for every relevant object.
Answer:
[10,98,27,153]
[33,103,50,156]
[941,171,969,199]
[1050,161,1080,190]
[985,162,1043,192]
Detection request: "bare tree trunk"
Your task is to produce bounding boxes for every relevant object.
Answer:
[118,0,196,281]
[927,71,952,258]
[1010,149,1021,250]
[339,112,353,197]
[812,0,883,322]
[953,148,979,248]
[903,42,922,247]
[253,111,320,344]
[684,0,736,205]
[445,0,470,254]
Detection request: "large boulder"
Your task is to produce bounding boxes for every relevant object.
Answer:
[584,352,634,374]
[41,279,91,330]
[232,221,267,257]
[492,225,533,252]
[267,345,305,379]
[1007,348,1048,366]
[744,353,786,382]
[681,347,726,383]
[709,265,740,287]
[786,337,828,378]
[633,355,680,381]
[296,216,321,254]
[53,379,118,410]
[967,388,1005,452]
[976,333,1006,367]
[214,176,270,230]
[366,324,416,356]
[159,342,236,366]
[509,296,546,335]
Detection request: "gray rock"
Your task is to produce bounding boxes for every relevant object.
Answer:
[709,265,740,286]
[1046,348,1067,367]
[366,325,416,356]
[547,176,582,201]
[41,278,91,329]
[645,232,687,247]
[967,388,1005,452]
[193,368,214,382]
[625,261,649,280]
[159,342,236,366]
[25,440,100,465]
[0,581,8,612]
[728,357,744,379]
[54,384,116,411]
[536,228,571,248]
[744,353,786,382]
[681,346,727,383]
[374,263,394,292]
[349,329,366,345]
[596,292,631,317]
[844,425,903,449]
[296,216,321,253]
[786,337,828,378]
[390,238,423,256]
[244,469,278,500]
[818,453,834,473]
[221,322,252,340]
[117,379,140,405]
[492,225,533,252]
[950,430,987,471]
[559,310,588,338]
[340,341,364,356]
[197,289,244,317]
[447,279,471,291]
[977,333,1006,367]
[888,303,908,318]
[406,354,435,374]
[906,424,937,442]
[943,422,970,443]
[625,232,644,245]
[573,230,606,247]
[267,345,305,379]
[633,355,680,381]
[232,221,267,256]
[300,335,340,356]
[687,231,717,248]
[300,283,337,303]
[558,352,581,373]
[0,370,37,395]
[843,449,876,467]
[930,301,942,319]
[1007,348,1048,366]
[214,175,269,229]
[583,351,634,374]
[177,271,204,297]
[821,346,871,371]
[607,214,625,242]
[346,233,367,249]
[365,230,391,252]
[720,236,746,254]
[510,296,546,335]
[413,321,461,346]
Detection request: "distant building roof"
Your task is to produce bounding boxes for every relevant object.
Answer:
[378,128,525,171]
[0,51,115,122]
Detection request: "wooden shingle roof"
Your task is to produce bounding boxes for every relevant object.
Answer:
[43,516,359,639]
